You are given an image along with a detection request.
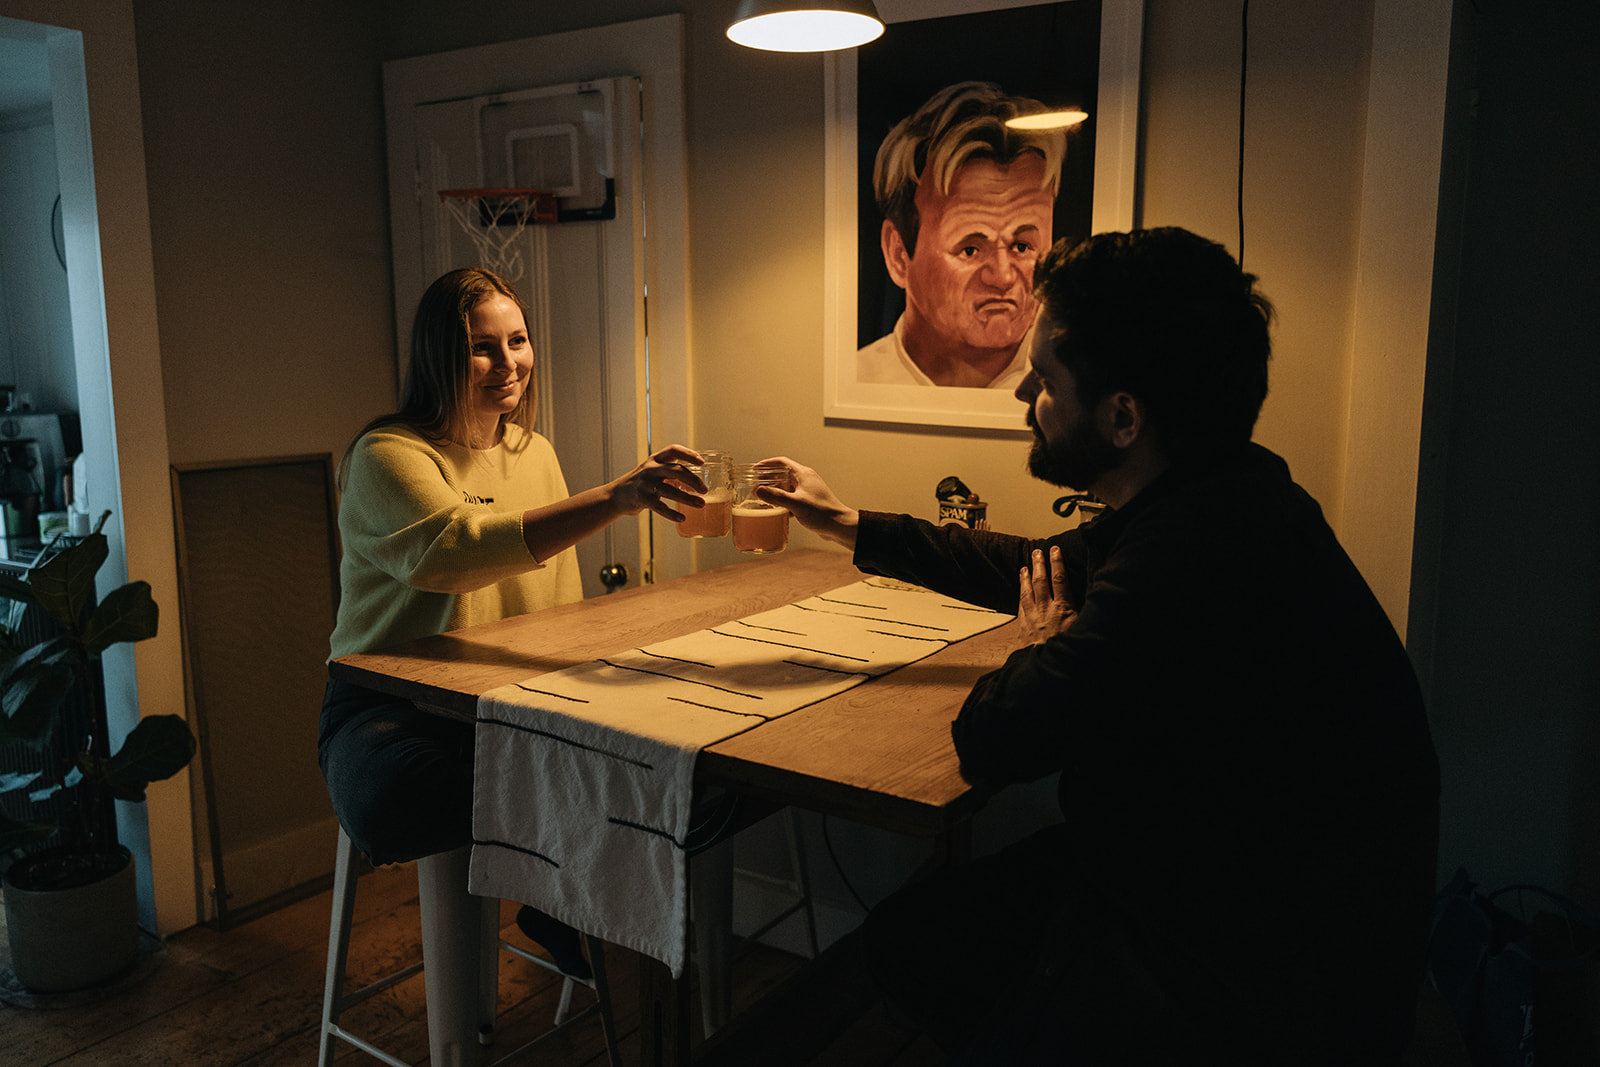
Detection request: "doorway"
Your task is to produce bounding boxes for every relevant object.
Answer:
[382,14,694,596]
[0,7,190,935]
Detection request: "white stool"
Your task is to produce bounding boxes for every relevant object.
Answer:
[319,827,619,1066]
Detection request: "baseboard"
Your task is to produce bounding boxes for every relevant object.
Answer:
[197,816,339,923]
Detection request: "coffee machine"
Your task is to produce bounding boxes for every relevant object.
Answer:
[0,411,79,515]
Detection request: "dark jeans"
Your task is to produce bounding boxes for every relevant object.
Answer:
[318,676,474,866]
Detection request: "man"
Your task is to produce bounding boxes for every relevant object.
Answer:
[765,228,1440,1063]
[859,82,1065,389]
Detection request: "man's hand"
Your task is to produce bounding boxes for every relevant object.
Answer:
[1018,545,1077,645]
[752,457,860,551]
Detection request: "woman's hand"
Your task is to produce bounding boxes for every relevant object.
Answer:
[1018,545,1077,645]
[751,457,860,550]
[607,445,708,522]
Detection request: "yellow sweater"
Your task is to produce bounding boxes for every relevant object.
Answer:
[328,422,583,660]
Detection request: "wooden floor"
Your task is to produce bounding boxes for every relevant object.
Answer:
[0,862,942,1066]
[0,862,1475,1066]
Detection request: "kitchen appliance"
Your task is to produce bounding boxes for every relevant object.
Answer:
[0,412,80,513]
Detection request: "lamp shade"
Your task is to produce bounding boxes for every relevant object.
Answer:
[727,0,885,53]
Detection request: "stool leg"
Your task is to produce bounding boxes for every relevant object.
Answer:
[318,829,361,1067]
[418,845,483,1067]
[478,895,501,1045]
[691,835,735,1037]
[588,936,622,1067]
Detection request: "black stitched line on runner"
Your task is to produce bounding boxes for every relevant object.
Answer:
[814,596,888,610]
[705,628,871,663]
[474,837,559,868]
[597,658,764,699]
[608,816,685,848]
[782,658,870,677]
[512,684,590,703]
[790,602,951,632]
[480,716,654,769]
[867,629,949,644]
[666,697,772,720]
[637,649,717,669]
[731,618,806,636]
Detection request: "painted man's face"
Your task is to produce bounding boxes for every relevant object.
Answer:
[888,154,1055,356]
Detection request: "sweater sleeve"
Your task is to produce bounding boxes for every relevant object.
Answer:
[340,428,540,595]
[852,510,1088,612]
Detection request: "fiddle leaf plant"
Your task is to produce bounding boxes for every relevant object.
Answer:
[0,512,196,883]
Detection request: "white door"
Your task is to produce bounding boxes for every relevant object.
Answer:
[406,78,639,599]
[383,17,694,597]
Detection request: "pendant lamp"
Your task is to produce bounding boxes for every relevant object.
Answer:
[1007,107,1089,130]
[726,0,885,53]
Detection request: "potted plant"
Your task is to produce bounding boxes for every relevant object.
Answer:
[0,513,196,993]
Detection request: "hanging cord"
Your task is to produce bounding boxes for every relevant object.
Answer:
[1053,493,1107,521]
[821,815,872,914]
[1237,0,1249,265]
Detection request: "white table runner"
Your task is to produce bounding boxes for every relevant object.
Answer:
[468,578,1012,976]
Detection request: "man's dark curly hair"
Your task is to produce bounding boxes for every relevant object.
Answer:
[1032,228,1274,459]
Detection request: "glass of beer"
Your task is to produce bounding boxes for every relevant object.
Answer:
[731,463,793,553]
[676,450,733,538]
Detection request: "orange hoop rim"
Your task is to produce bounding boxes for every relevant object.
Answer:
[437,187,550,201]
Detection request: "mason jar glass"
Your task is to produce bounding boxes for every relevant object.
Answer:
[731,463,793,554]
[676,449,734,538]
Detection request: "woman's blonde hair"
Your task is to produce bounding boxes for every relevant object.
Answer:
[340,268,535,486]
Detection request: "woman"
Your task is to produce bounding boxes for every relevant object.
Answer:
[319,267,704,977]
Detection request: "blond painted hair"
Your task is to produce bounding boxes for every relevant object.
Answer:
[872,82,1066,257]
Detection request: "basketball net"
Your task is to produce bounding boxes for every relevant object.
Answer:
[437,188,557,283]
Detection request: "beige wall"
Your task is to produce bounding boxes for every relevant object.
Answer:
[126,0,1421,570]
[1,0,1461,926]
[133,0,395,472]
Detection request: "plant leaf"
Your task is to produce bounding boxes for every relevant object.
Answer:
[0,650,76,747]
[90,715,197,802]
[81,582,160,656]
[0,770,41,794]
[0,573,35,607]
[27,531,110,632]
[0,809,59,860]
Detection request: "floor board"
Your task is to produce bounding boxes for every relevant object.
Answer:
[2,864,1475,1065]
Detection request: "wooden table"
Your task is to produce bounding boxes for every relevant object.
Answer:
[330,549,1016,1063]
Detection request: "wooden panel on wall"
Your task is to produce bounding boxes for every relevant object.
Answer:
[171,454,340,927]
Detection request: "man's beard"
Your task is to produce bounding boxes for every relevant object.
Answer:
[1026,412,1123,492]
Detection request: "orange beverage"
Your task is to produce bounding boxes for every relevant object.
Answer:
[676,449,733,539]
[732,503,789,553]
[679,490,732,538]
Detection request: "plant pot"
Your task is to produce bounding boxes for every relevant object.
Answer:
[3,846,138,993]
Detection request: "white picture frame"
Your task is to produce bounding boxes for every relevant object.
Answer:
[823,0,1144,431]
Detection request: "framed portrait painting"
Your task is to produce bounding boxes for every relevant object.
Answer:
[823,0,1144,430]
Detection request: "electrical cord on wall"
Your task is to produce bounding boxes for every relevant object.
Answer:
[822,814,872,914]
[1238,0,1249,266]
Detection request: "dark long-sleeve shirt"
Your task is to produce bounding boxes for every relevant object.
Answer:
[854,442,1439,1053]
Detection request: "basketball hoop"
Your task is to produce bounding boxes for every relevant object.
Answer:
[437,188,559,282]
